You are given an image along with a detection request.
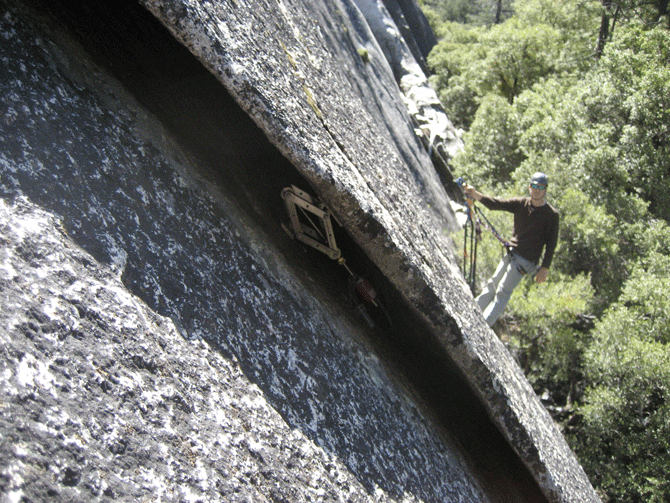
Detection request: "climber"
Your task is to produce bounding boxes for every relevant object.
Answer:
[462,172,559,327]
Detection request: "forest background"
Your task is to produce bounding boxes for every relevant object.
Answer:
[421,0,669,501]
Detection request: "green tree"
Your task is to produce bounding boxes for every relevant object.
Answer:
[595,0,670,57]
[572,25,670,222]
[427,0,599,126]
[513,0,601,36]
[553,189,626,308]
[480,18,562,104]
[420,0,515,25]
[427,22,486,129]
[428,16,563,120]
[453,94,523,185]
[420,0,478,24]
[573,249,670,502]
[429,1,670,499]
[506,272,595,408]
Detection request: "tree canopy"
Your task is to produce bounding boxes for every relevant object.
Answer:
[425,0,670,500]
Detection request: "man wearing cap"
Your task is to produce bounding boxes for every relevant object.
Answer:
[463,173,559,327]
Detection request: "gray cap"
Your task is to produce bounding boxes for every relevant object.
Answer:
[530,172,549,186]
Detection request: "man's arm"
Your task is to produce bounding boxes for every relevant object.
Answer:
[536,211,559,284]
[463,185,519,212]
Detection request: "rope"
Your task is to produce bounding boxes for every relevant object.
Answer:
[473,205,512,251]
[455,178,513,293]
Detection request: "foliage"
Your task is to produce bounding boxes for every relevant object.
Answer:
[420,0,515,25]
[514,79,583,177]
[513,0,600,38]
[575,25,670,221]
[419,0,479,25]
[425,0,670,499]
[572,250,670,502]
[506,271,594,397]
[554,189,626,308]
[427,17,564,126]
[427,22,486,129]
[613,0,670,29]
[454,95,523,185]
[480,18,562,103]
[427,0,598,127]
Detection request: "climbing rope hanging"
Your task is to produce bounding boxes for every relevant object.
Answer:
[472,204,512,250]
[455,178,512,294]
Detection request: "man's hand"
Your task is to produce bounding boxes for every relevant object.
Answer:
[463,185,482,201]
[535,267,549,283]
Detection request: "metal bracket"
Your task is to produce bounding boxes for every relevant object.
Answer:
[281,185,341,260]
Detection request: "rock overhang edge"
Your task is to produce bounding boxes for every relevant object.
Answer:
[139,0,600,501]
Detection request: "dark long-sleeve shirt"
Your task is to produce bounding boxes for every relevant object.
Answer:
[479,195,559,269]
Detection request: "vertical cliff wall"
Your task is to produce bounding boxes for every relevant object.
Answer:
[0,3,488,501]
[0,0,598,502]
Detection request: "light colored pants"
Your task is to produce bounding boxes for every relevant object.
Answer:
[476,252,538,327]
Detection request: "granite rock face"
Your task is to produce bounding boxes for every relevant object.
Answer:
[141,1,600,501]
[0,5,485,502]
[0,0,599,502]
[0,195,485,502]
